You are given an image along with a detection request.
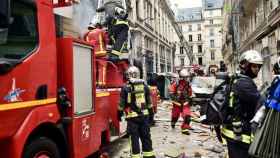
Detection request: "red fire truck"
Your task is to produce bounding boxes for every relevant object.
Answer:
[0,0,159,157]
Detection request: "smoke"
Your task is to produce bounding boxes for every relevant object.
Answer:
[72,0,98,36]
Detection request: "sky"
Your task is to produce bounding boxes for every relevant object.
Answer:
[171,0,202,9]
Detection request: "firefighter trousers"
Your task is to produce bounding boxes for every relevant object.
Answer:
[111,23,129,56]
[171,103,191,131]
[226,139,251,158]
[127,116,155,158]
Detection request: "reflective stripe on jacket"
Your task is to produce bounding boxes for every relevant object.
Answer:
[126,109,149,118]
[221,127,254,144]
[114,19,129,25]
[85,28,109,57]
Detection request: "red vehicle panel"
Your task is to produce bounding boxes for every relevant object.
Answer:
[0,0,159,157]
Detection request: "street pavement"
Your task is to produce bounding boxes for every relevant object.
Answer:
[106,101,227,158]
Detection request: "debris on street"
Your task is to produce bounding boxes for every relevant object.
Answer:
[106,101,227,158]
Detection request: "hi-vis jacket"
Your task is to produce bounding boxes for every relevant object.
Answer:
[118,80,152,119]
[85,28,109,57]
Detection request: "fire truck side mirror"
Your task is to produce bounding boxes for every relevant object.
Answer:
[0,60,13,75]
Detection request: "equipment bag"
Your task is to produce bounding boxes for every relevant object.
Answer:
[202,74,236,125]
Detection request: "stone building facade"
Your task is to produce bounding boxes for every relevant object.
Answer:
[176,0,224,75]
[222,0,280,84]
[175,7,203,72]
[128,0,191,79]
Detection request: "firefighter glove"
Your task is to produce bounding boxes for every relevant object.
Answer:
[251,121,259,134]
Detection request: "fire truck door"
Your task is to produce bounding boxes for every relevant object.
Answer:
[71,42,95,157]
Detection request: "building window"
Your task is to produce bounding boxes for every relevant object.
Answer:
[198,57,203,65]
[210,10,213,16]
[211,51,215,60]
[136,0,140,18]
[2,0,39,61]
[188,25,192,31]
[146,2,153,25]
[180,58,184,66]
[180,47,184,54]
[210,40,215,48]
[197,24,201,31]
[198,45,202,53]
[198,34,201,41]
[190,46,193,53]
[189,35,192,42]
[210,19,214,24]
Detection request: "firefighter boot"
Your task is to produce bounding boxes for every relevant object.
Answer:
[181,127,190,135]
[181,116,191,135]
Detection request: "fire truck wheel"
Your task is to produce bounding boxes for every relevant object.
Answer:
[23,137,61,158]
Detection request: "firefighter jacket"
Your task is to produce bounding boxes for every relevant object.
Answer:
[118,79,152,119]
[85,28,109,57]
[222,74,261,144]
[169,79,192,105]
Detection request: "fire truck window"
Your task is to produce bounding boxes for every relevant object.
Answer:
[0,1,38,60]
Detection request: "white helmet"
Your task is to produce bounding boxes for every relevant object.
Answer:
[126,66,140,79]
[239,50,263,65]
[88,23,95,29]
[171,73,179,78]
[179,69,190,78]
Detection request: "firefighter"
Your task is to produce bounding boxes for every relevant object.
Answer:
[96,0,129,61]
[221,50,263,158]
[169,69,192,135]
[118,66,156,158]
[84,22,109,57]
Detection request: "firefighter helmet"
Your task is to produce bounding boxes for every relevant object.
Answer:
[239,50,263,65]
[126,66,140,79]
[115,7,128,20]
[88,23,95,29]
[171,73,179,78]
[179,68,190,78]
[90,14,102,28]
